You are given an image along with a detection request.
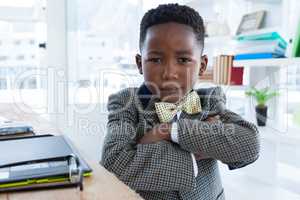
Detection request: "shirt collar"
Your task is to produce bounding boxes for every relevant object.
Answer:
[137,83,153,109]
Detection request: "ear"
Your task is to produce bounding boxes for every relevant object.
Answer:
[135,54,143,75]
[199,55,208,76]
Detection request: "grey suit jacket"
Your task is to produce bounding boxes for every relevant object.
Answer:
[101,85,260,200]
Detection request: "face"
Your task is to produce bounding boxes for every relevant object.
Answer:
[136,22,208,103]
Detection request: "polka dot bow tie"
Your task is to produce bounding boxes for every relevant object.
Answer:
[154,90,202,123]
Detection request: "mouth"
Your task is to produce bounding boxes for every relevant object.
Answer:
[159,87,182,95]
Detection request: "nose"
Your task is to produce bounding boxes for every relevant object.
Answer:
[162,61,178,80]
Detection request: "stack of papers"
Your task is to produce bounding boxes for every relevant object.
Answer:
[234,31,287,60]
[0,117,34,139]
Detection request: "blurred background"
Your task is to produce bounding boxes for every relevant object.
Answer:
[0,0,300,199]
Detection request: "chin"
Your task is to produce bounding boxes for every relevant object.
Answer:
[160,95,181,103]
[159,87,190,103]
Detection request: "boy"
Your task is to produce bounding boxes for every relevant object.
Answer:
[101,4,259,200]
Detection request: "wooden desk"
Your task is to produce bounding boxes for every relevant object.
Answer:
[0,103,143,200]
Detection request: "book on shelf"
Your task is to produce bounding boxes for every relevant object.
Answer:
[234,30,287,59]
[230,66,244,85]
[220,56,224,84]
[213,55,243,85]
[234,52,285,60]
[236,31,287,47]
[233,40,286,55]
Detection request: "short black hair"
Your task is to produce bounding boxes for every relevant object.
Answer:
[139,3,205,50]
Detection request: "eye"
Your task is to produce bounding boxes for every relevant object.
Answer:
[178,57,192,64]
[147,58,162,64]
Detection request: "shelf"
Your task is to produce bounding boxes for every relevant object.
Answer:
[233,58,300,68]
[220,85,248,90]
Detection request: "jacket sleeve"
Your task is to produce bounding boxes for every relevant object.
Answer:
[100,89,196,192]
[176,87,260,170]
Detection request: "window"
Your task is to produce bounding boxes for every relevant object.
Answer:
[67,0,144,105]
[29,39,35,45]
[0,78,7,89]
[0,0,47,113]
[0,56,8,61]
[0,67,7,90]
[16,54,25,60]
[14,40,21,45]
[287,64,300,130]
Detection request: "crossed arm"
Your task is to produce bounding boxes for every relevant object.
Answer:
[101,88,260,192]
[139,111,259,168]
[101,91,196,192]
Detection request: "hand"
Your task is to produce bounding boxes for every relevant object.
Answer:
[204,114,220,122]
[138,123,172,144]
[194,152,210,161]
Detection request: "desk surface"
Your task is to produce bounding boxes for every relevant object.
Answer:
[0,103,143,200]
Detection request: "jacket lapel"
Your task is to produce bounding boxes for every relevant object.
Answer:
[135,84,160,138]
[141,97,160,127]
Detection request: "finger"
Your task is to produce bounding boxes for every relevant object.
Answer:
[139,135,154,144]
[194,152,210,160]
[205,117,214,122]
[214,115,220,120]
[158,123,171,132]
[206,114,219,118]
[205,115,220,122]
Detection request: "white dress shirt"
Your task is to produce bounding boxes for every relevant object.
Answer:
[170,111,198,177]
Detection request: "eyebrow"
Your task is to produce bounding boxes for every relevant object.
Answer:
[147,50,193,56]
[175,50,193,55]
[147,50,163,55]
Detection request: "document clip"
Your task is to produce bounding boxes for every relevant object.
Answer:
[68,154,84,191]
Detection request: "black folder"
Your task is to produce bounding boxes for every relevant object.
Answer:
[0,135,92,192]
